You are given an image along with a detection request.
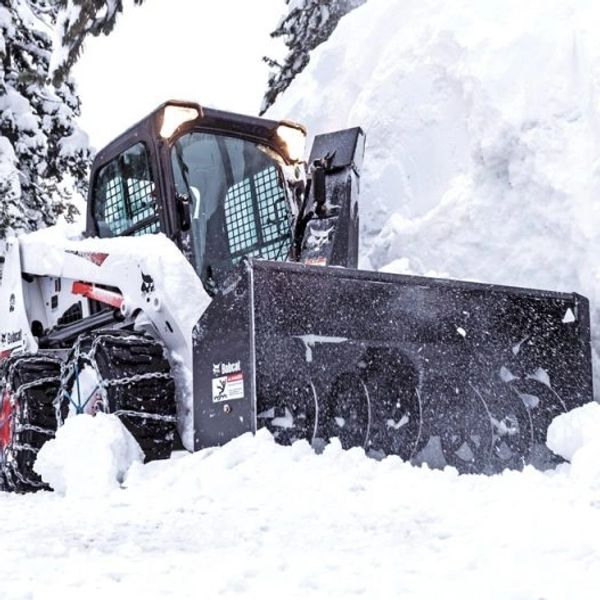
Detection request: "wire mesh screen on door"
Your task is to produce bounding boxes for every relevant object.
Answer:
[224,166,291,262]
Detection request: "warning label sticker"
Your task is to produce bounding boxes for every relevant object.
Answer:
[212,371,244,403]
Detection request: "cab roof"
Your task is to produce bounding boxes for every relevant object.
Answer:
[93,100,306,168]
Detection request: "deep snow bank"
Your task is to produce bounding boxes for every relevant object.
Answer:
[269,0,600,388]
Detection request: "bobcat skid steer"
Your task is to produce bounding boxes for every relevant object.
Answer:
[0,101,593,492]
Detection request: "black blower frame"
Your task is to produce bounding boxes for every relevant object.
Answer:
[193,260,593,474]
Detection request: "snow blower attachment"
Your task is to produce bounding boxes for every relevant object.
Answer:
[194,261,592,474]
[0,100,594,490]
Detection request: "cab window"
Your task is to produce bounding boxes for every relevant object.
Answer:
[93,143,160,237]
[171,132,292,291]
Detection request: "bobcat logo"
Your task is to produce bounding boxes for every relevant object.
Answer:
[9,294,15,313]
[141,272,155,295]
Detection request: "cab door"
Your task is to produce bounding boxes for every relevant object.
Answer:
[89,142,162,238]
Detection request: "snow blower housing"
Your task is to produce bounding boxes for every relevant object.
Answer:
[0,100,593,491]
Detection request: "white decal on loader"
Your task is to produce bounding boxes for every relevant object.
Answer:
[212,361,241,376]
[0,329,24,359]
[1,330,22,346]
[212,371,244,403]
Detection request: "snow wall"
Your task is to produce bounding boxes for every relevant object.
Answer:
[268,0,600,393]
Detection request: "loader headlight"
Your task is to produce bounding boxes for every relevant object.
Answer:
[160,106,200,139]
[276,123,306,162]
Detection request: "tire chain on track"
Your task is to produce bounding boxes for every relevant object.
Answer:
[58,331,178,462]
[0,355,61,493]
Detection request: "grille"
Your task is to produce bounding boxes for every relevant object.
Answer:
[224,179,258,254]
[103,178,127,234]
[224,166,291,262]
[102,178,156,236]
[133,220,160,236]
[127,179,155,227]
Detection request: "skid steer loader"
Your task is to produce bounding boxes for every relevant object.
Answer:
[0,100,593,492]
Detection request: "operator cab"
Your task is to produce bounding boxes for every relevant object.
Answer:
[86,101,307,293]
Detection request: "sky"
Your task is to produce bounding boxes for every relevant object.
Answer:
[73,0,286,150]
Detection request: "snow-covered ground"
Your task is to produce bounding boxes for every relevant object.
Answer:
[0,410,598,600]
[4,0,600,597]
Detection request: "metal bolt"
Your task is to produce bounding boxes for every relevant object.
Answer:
[223,404,232,414]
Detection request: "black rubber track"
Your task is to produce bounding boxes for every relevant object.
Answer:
[0,356,61,493]
[58,330,177,462]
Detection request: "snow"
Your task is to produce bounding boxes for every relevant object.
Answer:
[0,136,19,199]
[0,428,598,598]
[547,403,600,487]
[21,229,210,343]
[34,413,143,497]
[547,402,600,462]
[58,128,90,158]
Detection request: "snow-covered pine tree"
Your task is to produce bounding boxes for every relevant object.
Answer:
[261,0,366,114]
[0,0,90,237]
[0,0,91,237]
[52,0,145,86]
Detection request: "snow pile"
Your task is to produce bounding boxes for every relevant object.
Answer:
[0,430,595,598]
[547,402,600,485]
[34,413,143,496]
[269,0,600,386]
